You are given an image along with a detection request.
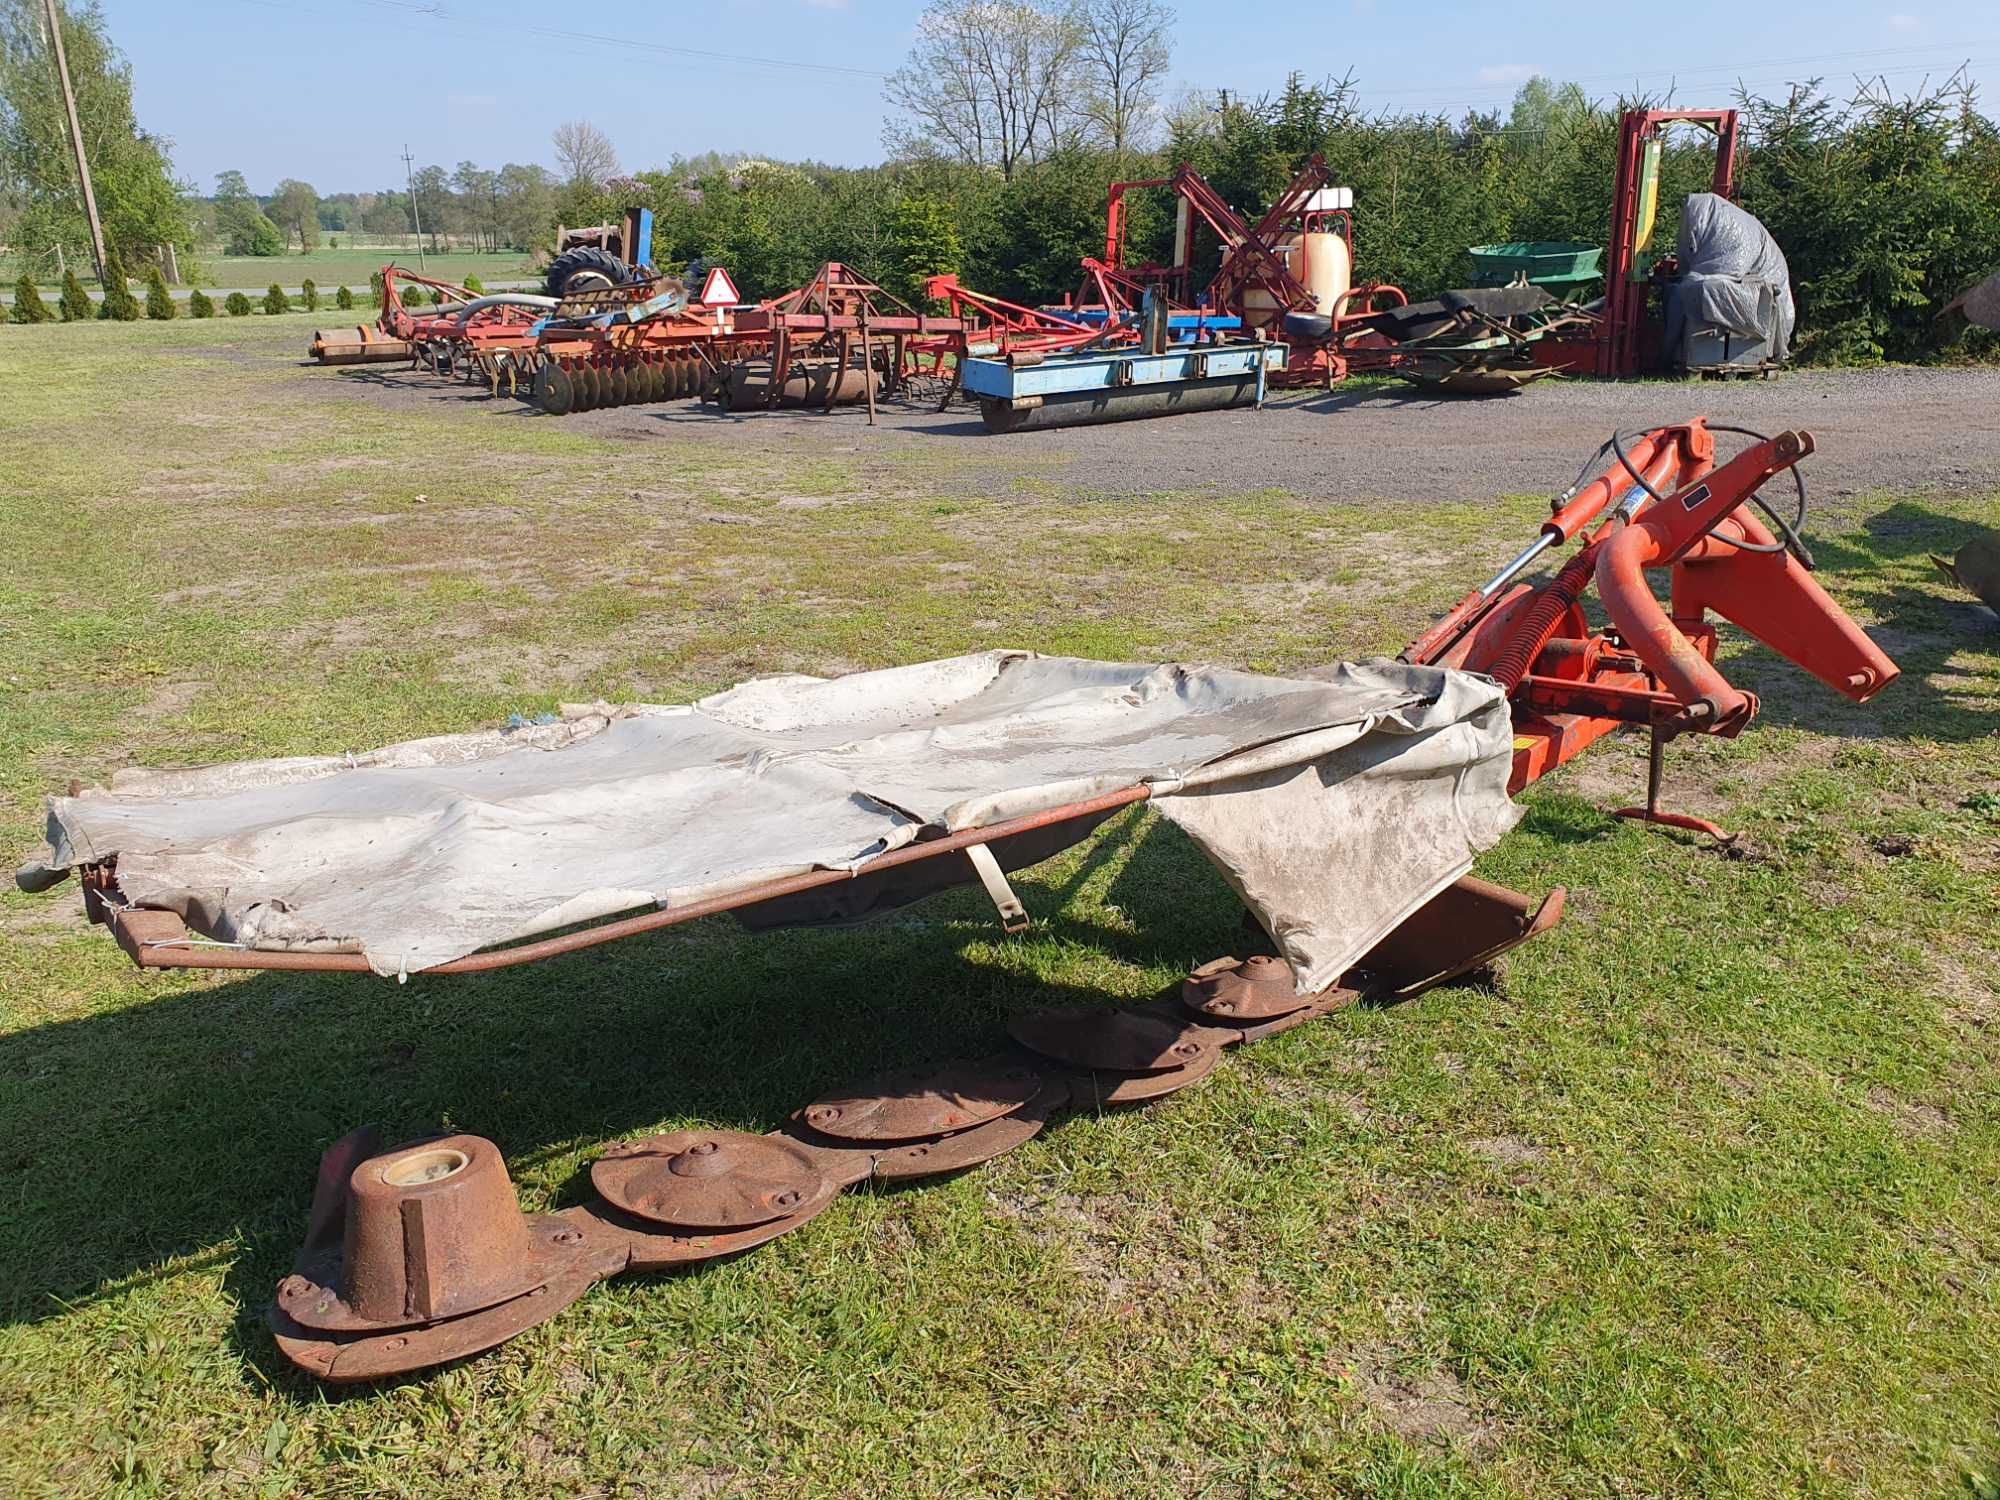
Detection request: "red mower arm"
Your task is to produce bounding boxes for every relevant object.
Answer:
[1595,429,1898,733]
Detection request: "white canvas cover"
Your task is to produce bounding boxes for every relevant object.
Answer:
[19,652,1521,988]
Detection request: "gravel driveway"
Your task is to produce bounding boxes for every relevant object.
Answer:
[327,362,2000,509]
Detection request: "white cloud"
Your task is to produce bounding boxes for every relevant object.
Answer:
[1887,12,1921,30]
[1476,63,1544,86]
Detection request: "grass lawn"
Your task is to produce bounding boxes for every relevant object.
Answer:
[195,245,537,291]
[0,316,1997,1498]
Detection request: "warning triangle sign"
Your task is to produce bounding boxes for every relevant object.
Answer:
[698,266,740,305]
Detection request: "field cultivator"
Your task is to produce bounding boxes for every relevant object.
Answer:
[21,414,1898,1381]
[307,267,550,370]
[718,262,967,419]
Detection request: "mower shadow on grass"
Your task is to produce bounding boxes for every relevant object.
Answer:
[0,813,1254,1363]
[1738,501,1999,744]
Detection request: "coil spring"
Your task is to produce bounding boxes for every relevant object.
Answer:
[1490,548,1599,692]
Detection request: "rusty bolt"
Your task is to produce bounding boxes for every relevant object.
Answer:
[383,1337,407,1351]
[807,1106,840,1123]
[279,1276,307,1297]
[689,1140,719,1157]
[772,1189,801,1209]
[553,1229,582,1245]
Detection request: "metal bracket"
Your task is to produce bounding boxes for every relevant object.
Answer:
[964,843,1029,933]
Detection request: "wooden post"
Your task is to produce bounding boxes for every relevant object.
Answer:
[41,0,106,283]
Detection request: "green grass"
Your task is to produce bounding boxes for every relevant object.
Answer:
[1,316,1997,1497]
[196,245,536,290]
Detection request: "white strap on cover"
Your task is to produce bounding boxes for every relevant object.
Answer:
[964,843,1029,933]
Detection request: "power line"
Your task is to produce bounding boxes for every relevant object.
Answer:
[1353,35,2000,99]
[349,0,890,79]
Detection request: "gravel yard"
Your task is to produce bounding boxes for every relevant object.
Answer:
[329,360,2000,510]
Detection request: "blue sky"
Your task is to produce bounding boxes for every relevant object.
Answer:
[107,0,1997,194]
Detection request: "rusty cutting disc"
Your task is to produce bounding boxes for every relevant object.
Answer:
[540,364,573,415]
[797,1054,1043,1142]
[1009,1006,1215,1074]
[601,1191,835,1273]
[864,1078,1066,1180]
[1063,1041,1220,1106]
[1182,954,1308,1021]
[591,1130,838,1230]
[269,1264,600,1384]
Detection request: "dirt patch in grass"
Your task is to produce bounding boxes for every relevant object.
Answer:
[1344,1345,1500,1455]
[1466,1134,1546,1167]
[1864,1085,1956,1137]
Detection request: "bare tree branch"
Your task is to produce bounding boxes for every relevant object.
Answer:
[1071,0,1173,156]
[883,0,1085,179]
[550,120,619,188]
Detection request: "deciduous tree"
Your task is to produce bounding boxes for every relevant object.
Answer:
[0,1,192,270]
[883,0,1082,179]
[269,178,320,252]
[1073,0,1173,156]
[551,120,618,187]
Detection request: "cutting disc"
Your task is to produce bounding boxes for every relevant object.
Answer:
[538,363,572,416]
[603,1192,834,1273]
[797,1054,1043,1142]
[270,1264,599,1384]
[1182,954,1309,1021]
[1064,1041,1220,1106]
[864,1079,1066,1180]
[1009,1006,1214,1074]
[591,1130,838,1230]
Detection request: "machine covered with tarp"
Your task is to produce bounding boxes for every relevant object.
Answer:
[22,652,1519,992]
[1664,192,1795,370]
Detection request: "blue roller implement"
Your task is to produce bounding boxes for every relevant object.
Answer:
[962,341,1286,433]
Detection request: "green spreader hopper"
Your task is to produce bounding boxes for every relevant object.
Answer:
[1466,241,1605,301]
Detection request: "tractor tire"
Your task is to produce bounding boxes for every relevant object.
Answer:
[546,247,630,298]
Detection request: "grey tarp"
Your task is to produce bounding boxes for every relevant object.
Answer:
[1664,192,1796,360]
[19,652,1521,989]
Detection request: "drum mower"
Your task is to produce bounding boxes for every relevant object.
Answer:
[20,419,1895,1381]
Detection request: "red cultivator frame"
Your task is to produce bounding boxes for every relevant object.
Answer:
[67,418,1895,1381]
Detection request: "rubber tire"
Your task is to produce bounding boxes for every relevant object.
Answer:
[546,247,630,298]
[1284,311,1332,340]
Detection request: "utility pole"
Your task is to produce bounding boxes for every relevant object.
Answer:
[41,0,107,283]
[401,145,426,271]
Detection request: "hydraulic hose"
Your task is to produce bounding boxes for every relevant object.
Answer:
[451,294,560,328]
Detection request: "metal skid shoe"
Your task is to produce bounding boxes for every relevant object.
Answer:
[270,874,1564,1383]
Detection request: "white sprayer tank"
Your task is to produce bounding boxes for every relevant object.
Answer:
[1241,187,1354,326]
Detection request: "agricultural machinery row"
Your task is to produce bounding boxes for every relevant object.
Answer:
[309,108,1791,433]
